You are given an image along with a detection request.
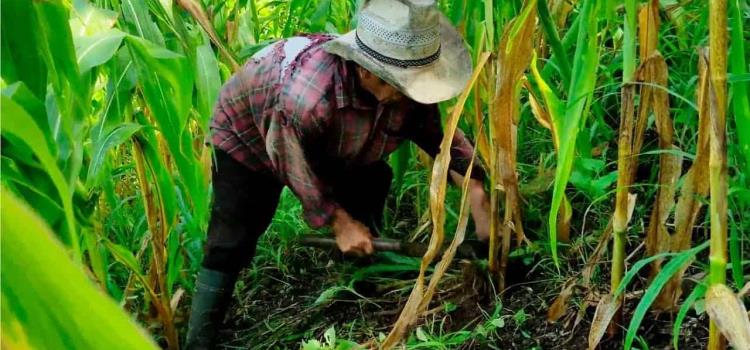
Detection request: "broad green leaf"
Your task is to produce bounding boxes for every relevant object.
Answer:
[536,0,571,85]
[309,0,332,32]
[0,0,47,99]
[82,228,108,294]
[33,0,88,192]
[75,29,127,74]
[133,112,179,230]
[622,0,637,82]
[389,143,412,195]
[195,42,221,128]
[86,123,142,187]
[94,47,137,143]
[614,242,709,298]
[1,187,158,350]
[1,83,56,154]
[547,0,600,265]
[69,1,118,37]
[33,0,84,105]
[282,0,309,37]
[103,239,147,279]
[1,155,64,224]
[729,0,750,179]
[1,96,78,253]
[167,227,183,293]
[121,0,165,45]
[127,35,208,229]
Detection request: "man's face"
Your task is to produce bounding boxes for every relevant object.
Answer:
[375,80,405,104]
[356,66,405,104]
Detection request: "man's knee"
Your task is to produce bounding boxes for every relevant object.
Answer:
[367,160,393,193]
[202,235,260,274]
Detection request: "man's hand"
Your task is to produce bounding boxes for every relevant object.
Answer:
[468,179,491,241]
[449,171,492,242]
[331,208,375,256]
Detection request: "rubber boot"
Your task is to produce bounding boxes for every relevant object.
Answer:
[185,267,237,350]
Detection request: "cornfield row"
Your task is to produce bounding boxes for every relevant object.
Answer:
[1,0,748,349]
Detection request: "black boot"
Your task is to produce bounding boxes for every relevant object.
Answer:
[185,267,237,350]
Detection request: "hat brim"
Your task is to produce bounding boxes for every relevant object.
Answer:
[322,14,472,104]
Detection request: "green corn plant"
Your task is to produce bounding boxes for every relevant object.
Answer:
[527,0,601,265]
[728,0,750,182]
[2,0,86,260]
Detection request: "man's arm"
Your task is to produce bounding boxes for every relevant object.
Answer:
[265,103,374,255]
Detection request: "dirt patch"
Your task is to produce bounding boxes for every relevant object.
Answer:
[216,248,709,349]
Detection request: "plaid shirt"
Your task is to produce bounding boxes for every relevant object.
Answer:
[210,35,485,228]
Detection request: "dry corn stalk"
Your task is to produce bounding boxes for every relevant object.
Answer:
[488,0,537,289]
[132,138,179,350]
[707,0,729,347]
[652,49,711,310]
[380,53,490,350]
[640,51,683,295]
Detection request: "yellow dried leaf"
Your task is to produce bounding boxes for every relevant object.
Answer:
[588,293,621,350]
[638,0,660,59]
[705,284,750,350]
[489,0,537,281]
[548,278,577,323]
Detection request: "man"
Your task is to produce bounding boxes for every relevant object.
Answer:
[186,0,491,348]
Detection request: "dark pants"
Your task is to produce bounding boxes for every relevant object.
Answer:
[202,149,392,274]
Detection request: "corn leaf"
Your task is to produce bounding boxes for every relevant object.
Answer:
[1,96,78,254]
[75,28,127,74]
[0,0,47,99]
[1,187,159,350]
[121,0,165,46]
[729,0,750,178]
[126,35,209,228]
[195,42,222,129]
[673,281,707,349]
[86,123,143,187]
[624,243,710,350]
[537,0,600,265]
[536,0,570,85]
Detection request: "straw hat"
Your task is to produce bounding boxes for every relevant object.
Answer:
[322,0,472,104]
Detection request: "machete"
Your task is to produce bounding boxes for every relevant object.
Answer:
[299,234,489,260]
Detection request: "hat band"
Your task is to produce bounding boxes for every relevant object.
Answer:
[355,33,440,69]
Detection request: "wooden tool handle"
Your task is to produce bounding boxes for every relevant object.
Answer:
[298,234,402,252]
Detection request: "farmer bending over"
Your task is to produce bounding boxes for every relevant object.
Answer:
[187,0,491,348]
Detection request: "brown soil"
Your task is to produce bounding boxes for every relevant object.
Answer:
[216,248,709,350]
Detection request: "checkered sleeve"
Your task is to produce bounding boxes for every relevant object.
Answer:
[407,103,486,180]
